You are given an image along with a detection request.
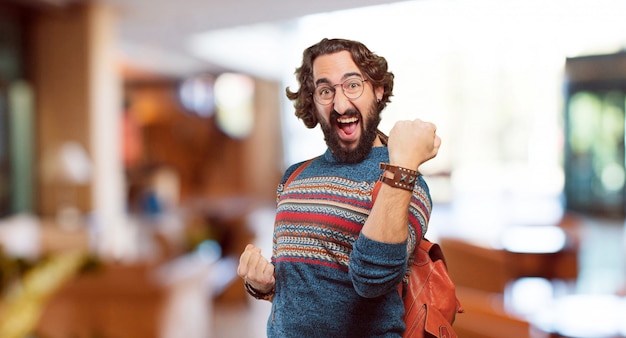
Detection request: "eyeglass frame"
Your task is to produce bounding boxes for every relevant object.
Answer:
[312,77,369,105]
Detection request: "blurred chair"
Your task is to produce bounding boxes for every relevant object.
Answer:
[439,237,531,338]
[439,236,512,294]
[36,254,215,338]
[440,230,581,338]
[453,286,531,338]
[36,263,166,338]
[500,224,578,282]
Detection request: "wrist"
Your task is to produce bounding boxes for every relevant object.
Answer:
[379,163,419,192]
[244,280,275,300]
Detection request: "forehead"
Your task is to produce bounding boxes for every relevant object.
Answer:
[312,51,361,83]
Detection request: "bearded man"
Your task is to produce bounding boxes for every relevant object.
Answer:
[237,38,441,337]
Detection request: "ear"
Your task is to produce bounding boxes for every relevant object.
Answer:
[375,85,384,102]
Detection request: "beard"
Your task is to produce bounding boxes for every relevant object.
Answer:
[319,102,381,164]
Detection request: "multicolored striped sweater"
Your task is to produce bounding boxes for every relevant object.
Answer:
[266,146,432,337]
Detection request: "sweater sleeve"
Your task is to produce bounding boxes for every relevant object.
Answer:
[348,234,408,298]
[349,175,432,298]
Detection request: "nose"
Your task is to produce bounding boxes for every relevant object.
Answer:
[332,89,352,115]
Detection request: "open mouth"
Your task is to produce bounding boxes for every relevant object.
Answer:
[336,116,359,136]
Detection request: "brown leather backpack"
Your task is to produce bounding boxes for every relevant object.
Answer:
[285,158,462,338]
[402,239,463,338]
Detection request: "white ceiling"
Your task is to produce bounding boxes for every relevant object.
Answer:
[108,0,408,44]
[95,0,411,79]
[18,0,626,81]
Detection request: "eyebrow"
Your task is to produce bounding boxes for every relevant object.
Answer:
[314,72,363,87]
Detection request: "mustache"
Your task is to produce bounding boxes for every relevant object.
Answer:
[330,109,360,121]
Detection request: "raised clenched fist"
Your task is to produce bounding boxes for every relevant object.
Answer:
[387,118,441,171]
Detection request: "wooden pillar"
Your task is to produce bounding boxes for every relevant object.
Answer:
[31,2,125,256]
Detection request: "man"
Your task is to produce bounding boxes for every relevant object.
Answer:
[237,38,441,337]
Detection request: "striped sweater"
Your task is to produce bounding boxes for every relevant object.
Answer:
[267,146,432,338]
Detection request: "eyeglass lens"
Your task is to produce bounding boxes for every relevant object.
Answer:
[314,78,365,105]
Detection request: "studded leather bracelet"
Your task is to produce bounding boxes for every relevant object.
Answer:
[379,163,419,192]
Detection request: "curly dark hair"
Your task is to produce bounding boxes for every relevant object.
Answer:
[285,38,394,129]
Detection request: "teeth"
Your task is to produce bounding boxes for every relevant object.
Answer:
[337,117,358,124]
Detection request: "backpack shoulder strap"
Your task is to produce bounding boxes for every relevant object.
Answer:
[284,157,317,186]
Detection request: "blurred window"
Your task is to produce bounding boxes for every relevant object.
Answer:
[564,53,626,218]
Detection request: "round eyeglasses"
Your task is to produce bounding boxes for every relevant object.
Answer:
[313,78,368,105]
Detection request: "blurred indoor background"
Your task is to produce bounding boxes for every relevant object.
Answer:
[0,0,625,337]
